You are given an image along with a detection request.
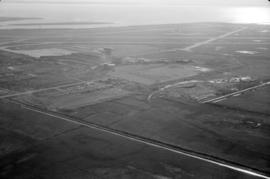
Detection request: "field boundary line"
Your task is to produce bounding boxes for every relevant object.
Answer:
[7,100,270,179]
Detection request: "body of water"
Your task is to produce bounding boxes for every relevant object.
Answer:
[0,3,270,29]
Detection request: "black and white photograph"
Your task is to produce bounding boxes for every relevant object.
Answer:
[0,0,270,178]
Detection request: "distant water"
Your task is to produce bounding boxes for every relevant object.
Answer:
[0,3,270,29]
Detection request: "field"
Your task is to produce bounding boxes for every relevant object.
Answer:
[0,23,270,178]
[109,64,203,85]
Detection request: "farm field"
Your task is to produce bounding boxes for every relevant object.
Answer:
[0,22,270,178]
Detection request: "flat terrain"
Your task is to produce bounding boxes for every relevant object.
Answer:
[0,17,41,22]
[0,23,270,178]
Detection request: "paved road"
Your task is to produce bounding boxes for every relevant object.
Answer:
[201,81,270,104]
[155,27,247,53]
[181,27,247,51]
[5,99,268,179]
[147,80,203,102]
[0,80,90,99]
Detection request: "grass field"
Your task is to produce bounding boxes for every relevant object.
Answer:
[0,23,270,178]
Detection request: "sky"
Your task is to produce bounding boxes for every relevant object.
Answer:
[3,0,270,6]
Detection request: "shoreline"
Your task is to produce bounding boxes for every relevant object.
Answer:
[1,21,270,31]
